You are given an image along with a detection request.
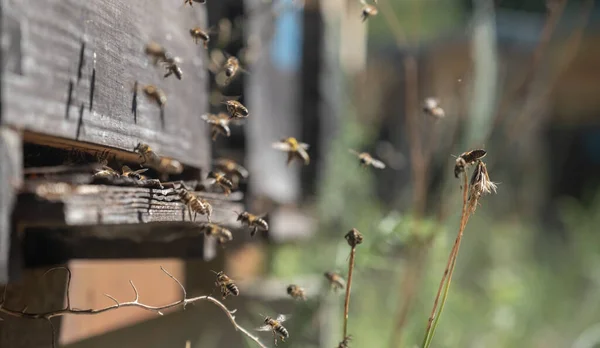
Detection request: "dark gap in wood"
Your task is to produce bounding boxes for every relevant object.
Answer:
[21,132,203,183]
[65,79,74,120]
[160,106,165,130]
[76,41,85,83]
[76,103,85,140]
[132,80,138,123]
[88,67,96,111]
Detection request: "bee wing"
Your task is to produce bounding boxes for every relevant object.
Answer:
[132,168,150,175]
[296,147,310,165]
[300,142,310,150]
[234,164,249,178]
[201,114,218,123]
[272,141,292,152]
[370,158,386,169]
[256,325,273,332]
[348,149,360,157]
[276,314,291,322]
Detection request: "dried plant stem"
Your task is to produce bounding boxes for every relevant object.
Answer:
[0,266,267,348]
[343,246,357,339]
[422,173,469,348]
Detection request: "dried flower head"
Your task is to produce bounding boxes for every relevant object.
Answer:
[468,160,497,212]
[338,335,353,348]
[344,228,363,247]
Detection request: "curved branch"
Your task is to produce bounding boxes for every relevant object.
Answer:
[0,267,268,348]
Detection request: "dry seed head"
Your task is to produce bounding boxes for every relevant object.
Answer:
[345,228,363,247]
[468,160,497,212]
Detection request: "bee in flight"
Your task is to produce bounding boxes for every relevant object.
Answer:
[213,158,249,186]
[287,284,306,301]
[189,27,214,48]
[454,149,487,178]
[163,56,183,80]
[360,0,378,22]
[324,272,346,292]
[133,143,184,175]
[176,184,213,222]
[348,149,386,169]
[256,314,290,346]
[183,0,206,7]
[121,165,149,180]
[207,171,234,196]
[222,99,249,119]
[202,223,233,245]
[201,113,232,141]
[212,270,239,299]
[423,97,445,119]
[137,84,167,108]
[144,41,168,65]
[272,137,310,166]
[236,211,268,237]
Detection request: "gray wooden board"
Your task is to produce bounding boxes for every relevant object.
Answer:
[2,0,211,168]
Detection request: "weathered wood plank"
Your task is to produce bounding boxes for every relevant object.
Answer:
[2,0,211,169]
[0,128,23,284]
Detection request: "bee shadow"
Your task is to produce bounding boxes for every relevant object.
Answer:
[160,106,165,130]
[132,81,138,123]
[65,79,74,119]
[89,65,96,111]
[77,41,85,83]
[75,102,85,140]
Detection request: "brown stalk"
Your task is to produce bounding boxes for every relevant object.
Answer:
[424,173,469,336]
[0,266,267,348]
[343,246,356,339]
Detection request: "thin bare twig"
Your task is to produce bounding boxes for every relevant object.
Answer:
[0,266,268,348]
[343,247,356,339]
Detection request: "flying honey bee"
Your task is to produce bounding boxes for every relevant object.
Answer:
[183,0,206,7]
[453,149,487,178]
[202,223,233,245]
[236,211,268,237]
[423,97,445,119]
[201,113,231,141]
[360,1,378,22]
[213,158,249,185]
[207,171,234,195]
[212,270,239,299]
[189,27,213,48]
[121,165,149,180]
[139,84,167,108]
[163,56,183,80]
[222,99,249,119]
[324,272,346,292]
[133,143,184,175]
[348,149,386,169]
[144,41,168,65]
[272,137,310,166]
[286,284,306,301]
[256,314,290,346]
[176,185,213,222]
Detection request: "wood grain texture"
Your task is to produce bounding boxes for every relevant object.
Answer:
[2,0,211,168]
[0,128,23,285]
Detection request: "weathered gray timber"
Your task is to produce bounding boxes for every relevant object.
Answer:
[1,0,210,168]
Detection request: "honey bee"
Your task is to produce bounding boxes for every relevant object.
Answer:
[133,143,184,175]
[201,113,231,141]
[453,149,487,178]
[212,270,240,299]
[222,99,249,119]
[163,56,183,80]
[423,97,445,119]
[202,223,233,245]
[121,165,149,180]
[236,211,268,237]
[207,171,234,195]
[183,0,206,6]
[256,314,290,346]
[190,27,212,48]
[324,272,346,292]
[224,56,240,78]
[213,158,249,185]
[338,335,352,348]
[140,84,167,108]
[286,284,306,301]
[348,149,386,169]
[93,165,120,179]
[144,41,168,65]
[176,185,213,222]
[360,1,378,22]
[272,137,310,166]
